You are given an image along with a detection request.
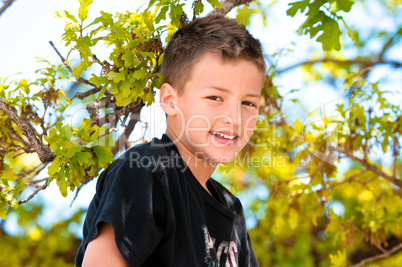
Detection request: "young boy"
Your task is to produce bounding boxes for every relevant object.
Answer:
[76,15,265,267]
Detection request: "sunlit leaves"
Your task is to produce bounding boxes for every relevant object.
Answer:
[44,120,114,197]
[2,0,402,266]
[206,0,222,9]
[0,177,24,219]
[0,203,84,266]
[287,0,355,51]
[236,5,256,27]
[78,0,93,21]
[316,16,342,51]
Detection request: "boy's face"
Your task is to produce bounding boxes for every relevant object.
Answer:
[169,53,263,165]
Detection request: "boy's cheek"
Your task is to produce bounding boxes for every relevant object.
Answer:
[243,115,258,139]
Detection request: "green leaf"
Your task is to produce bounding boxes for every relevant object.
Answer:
[194,2,204,15]
[206,0,222,9]
[80,118,91,130]
[120,79,132,98]
[89,74,109,88]
[336,0,354,12]
[294,119,303,134]
[236,5,254,27]
[97,82,109,101]
[9,197,19,209]
[115,96,132,107]
[171,4,184,17]
[76,36,92,60]
[78,0,93,21]
[155,6,169,24]
[72,60,91,78]
[121,50,134,68]
[64,144,83,157]
[148,0,157,8]
[287,0,309,17]
[48,157,62,176]
[0,201,7,219]
[55,10,78,22]
[93,146,114,168]
[112,71,126,83]
[133,68,147,80]
[75,151,92,165]
[316,17,342,51]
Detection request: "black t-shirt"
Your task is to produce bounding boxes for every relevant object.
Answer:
[75,134,258,267]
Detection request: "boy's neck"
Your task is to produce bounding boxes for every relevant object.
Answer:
[165,131,216,191]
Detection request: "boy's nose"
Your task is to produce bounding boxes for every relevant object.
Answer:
[223,102,242,127]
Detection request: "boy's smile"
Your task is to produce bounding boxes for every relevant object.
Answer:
[162,52,263,181]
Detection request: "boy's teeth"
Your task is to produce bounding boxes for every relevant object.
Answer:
[211,131,236,140]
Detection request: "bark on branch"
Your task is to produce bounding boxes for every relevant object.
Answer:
[18,179,48,205]
[111,102,144,155]
[0,101,56,163]
[348,241,402,267]
[335,146,402,188]
[0,0,16,17]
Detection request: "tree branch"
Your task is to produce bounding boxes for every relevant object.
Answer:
[278,58,402,74]
[72,87,102,100]
[111,103,144,155]
[0,101,55,163]
[379,36,395,61]
[49,41,102,99]
[49,41,73,73]
[0,0,16,17]
[86,97,113,123]
[335,146,402,188]
[209,0,252,16]
[348,241,402,267]
[18,179,48,205]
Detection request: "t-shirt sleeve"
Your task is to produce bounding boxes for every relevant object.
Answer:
[84,158,171,266]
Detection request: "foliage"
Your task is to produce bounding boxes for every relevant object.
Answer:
[0,0,401,266]
[0,202,83,267]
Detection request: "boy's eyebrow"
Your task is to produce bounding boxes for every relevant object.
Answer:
[209,86,261,98]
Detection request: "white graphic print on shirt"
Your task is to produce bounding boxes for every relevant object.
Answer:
[202,225,238,267]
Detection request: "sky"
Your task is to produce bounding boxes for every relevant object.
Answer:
[1,0,401,235]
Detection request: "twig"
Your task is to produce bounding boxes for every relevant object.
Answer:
[100,127,117,139]
[0,0,16,17]
[49,41,73,73]
[329,170,367,190]
[111,100,144,154]
[347,241,402,267]
[392,135,399,178]
[209,0,252,16]
[72,87,102,100]
[278,58,402,75]
[335,146,402,188]
[18,179,48,205]
[111,117,139,155]
[0,101,56,163]
[49,41,102,99]
[379,36,395,61]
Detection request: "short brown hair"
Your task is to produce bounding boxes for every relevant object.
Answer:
[161,15,265,95]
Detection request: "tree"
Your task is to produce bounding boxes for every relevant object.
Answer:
[0,0,401,266]
[0,0,16,16]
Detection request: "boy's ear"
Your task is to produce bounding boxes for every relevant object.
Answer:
[160,82,178,116]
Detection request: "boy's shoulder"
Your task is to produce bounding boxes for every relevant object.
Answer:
[209,178,243,210]
[104,137,170,175]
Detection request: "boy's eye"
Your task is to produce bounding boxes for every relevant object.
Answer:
[206,96,222,101]
[242,101,256,107]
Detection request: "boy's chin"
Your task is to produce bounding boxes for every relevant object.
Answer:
[203,155,236,166]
